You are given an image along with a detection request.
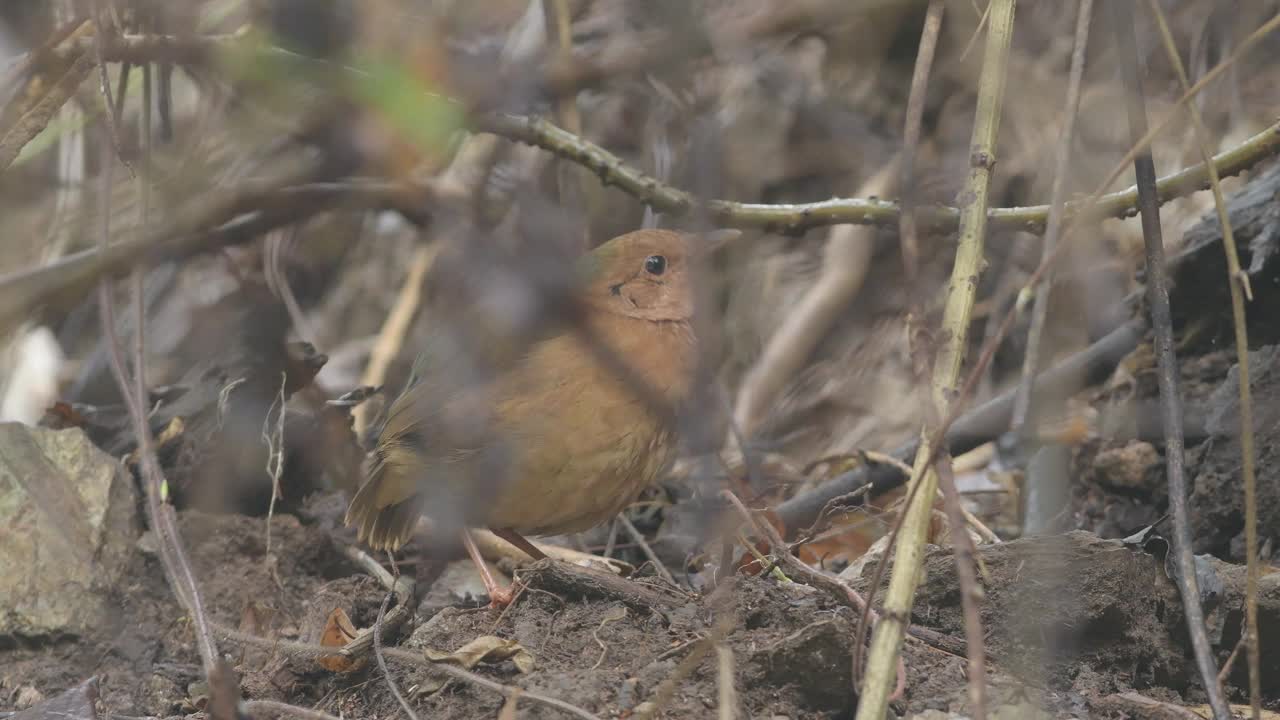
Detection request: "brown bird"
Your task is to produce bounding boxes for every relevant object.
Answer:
[345,228,734,605]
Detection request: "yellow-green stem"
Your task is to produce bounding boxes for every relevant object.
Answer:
[854,2,1016,719]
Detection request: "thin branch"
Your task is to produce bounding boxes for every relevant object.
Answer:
[94,102,220,678]
[352,243,437,437]
[0,51,95,171]
[1111,3,1229,717]
[715,643,737,720]
[617,514,676,586]
[1146,4,1261,716]
[934,459,987,719]
[1010,0,1094,435]
[374,592,420,720]
[898,0,945,286]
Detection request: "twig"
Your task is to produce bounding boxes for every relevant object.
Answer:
[352,243,438,437]
[1010,0,1094,437]
[374,591,420,720]
[0,51,95,171]
[92,84,221,680]
[855,3,1015,716]
[589,607,627,671]
[90,4,131,176]
[336,543,415,658]
[617,514,675,586]
[262,372,287,554]
[214,625,602,720]
[1146,4,1261,716]
[934,459,987,719]
[1110,4,1229,717]
[471,527,632,575]
[716,643,737,720]
[898,0,945,286]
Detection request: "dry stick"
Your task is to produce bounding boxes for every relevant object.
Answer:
[617,514,676,585]
[854,3,1016,719]
[374,591,421,720]
[214,626,602,720]
[92,114,221,678]
[716,643,737,720]
[540,0,587,210]
[1146,4,1261,716]
[352,243,438,437]
[1110,4,1230,718]
[1009,0,1094,436]
[897,0,945,287]
[335,543,416,658]
[0,50,94,170]
[933,459,987,719]
[0,14,88,92]
[90,5,130,176]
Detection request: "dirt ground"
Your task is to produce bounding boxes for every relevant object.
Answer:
[2,496,1277,720]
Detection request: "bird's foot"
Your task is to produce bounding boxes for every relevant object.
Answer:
[485,580,524,610]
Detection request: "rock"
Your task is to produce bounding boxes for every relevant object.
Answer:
[1092,441,1159,491]
[1191,344,1280,558]
[0,424,138,641]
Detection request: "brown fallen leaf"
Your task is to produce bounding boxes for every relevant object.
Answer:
[317,607,363,673]
[424,635,535,674]
[414,636,536,696]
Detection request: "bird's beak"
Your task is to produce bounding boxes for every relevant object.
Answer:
[698,228,742,255]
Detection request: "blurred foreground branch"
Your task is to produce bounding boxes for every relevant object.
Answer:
[0,179,444,333]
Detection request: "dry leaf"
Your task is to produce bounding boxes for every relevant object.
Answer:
[424,635,535,674]
[317,607,362,672]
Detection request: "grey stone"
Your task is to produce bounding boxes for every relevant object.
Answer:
[0,423,139,641]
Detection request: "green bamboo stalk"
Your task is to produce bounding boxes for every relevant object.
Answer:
[853,2,1017,719]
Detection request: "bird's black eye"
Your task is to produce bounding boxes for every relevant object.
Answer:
[644,255,667,276]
